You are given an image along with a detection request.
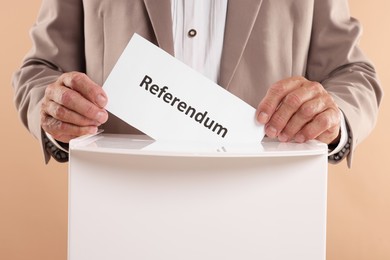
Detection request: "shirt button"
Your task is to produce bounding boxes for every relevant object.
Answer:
[188,29,197,37]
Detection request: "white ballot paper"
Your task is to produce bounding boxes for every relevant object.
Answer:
[103,34,264,144]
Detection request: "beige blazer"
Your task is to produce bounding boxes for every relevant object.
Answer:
[13,0,382,166]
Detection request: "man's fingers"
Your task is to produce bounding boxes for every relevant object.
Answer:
[294,108,340,143]
[256,76,307,124]
[278,95,329,142]
[62,72,108,108]
[46,77,108,124]
[315,127,341,145]
[41,72,109,143]
[265,81,326,139]
[41,112,98,143]
[255,76,342,145]
[43,100,101,127]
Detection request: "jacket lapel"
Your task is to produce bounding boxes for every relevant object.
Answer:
[219,0,263,88]
[143,0,174,55]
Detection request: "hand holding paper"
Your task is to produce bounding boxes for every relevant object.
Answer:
[103,34,264,144]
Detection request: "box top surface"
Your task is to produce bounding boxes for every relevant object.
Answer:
[69,133,327,158]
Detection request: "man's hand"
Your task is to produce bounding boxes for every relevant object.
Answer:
[41,72,109,143]
[256,76,340,145]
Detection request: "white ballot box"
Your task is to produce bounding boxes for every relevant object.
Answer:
[68,133,328,260]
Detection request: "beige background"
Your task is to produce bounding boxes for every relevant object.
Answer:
[0,1,389,259]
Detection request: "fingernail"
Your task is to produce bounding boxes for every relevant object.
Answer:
[96,94,107,108]
[257,112,269,123]
[295,134,305,143]
[278,133,289,142]
[266,126,277,138]
[88,127,98,135]
[97,111,107,123]
[63,76,71,88]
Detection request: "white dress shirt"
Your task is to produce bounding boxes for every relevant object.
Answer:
[171,0,228,83]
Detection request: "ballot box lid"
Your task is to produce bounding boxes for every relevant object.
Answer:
[69,133,327,158]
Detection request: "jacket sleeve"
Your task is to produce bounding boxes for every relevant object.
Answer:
[12,0,85,163]
[306,0,383,167]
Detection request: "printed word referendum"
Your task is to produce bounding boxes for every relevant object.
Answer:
[139,75,228,138]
